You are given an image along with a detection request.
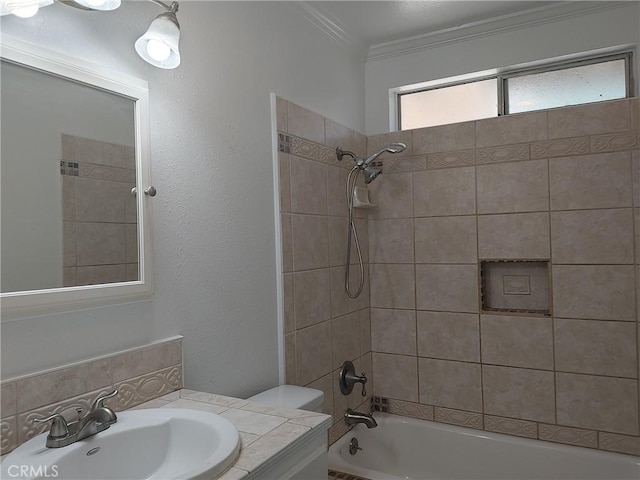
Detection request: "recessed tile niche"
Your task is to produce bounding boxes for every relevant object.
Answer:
[480,260,551,316]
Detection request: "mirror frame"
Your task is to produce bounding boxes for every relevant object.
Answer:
[1,36,154,319]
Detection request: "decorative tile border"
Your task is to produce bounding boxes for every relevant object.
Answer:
[427,149,475,169]
[78,162,135,183]
[382,155,427,173]
[530,137,588,159]
[434,406,483,429]
[328,470,372,480]
[484,415,537,439]
[387,398,434,421]
[599,432,640,456]
[591,131,640,153]
[1,337,183,455]
[477,143,530,164]
[538,423,598,448]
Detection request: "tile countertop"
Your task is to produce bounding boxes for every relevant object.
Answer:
[131,389,332,480]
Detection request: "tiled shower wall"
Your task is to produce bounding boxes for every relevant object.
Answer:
[276,97,373,441]
[61,134,138,287]
[367,98,640,456]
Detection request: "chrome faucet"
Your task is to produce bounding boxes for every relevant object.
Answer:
[33,389,118,448]
[344,408,377,429]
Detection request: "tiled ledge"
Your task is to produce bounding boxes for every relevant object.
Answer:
[130,389,332,480]
[1,337,183,455]
[372,397,640,457]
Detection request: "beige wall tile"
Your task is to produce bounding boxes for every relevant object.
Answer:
[293,269,330,329]
[417,311,480,362]
[434,407,483,429]
[295,321,332,385]
[287,102,324,144]
[291,214,328,270]
[476,111,547,148]
[76,265,127,286]
[480,315,554,370]
[384,155,427,173]
[63,222,77,267]
[360,308,371,354]
[1,382,17,417]
[538,424,598,448]
[476,143,529,165]
[283,274,294,334]
[276,97,287,132]
[551,209,633,264]
[371,308,416,355]
[367,131,412,156]
[372,353,418,402]
[76,222,126,266]
[556,372,639,435]
[415,216,477,264]
[484,415,537,439]
[548,99,630,139]
[554,318,637,378]
[632,98,640,131]
[369,264,415,309]
[368,219,414,264]
[330,266,369,318]
[325,118,356,151]
[284,333,296,385]
[416,264,478,313]
[306,372,333,418]
[477,160,549,214]
[62,175,76,221]
[111,340,182,383]
[278,153,291,213]
[76,177,127,223]
[478,212,550,259]
[414,167,475,217]
[327,165,348,217]
[125,224,138,264]
[413,121,475,154]
[281,214,293,273]
[332,311,363,369]
[549,152,632,210]
[328,217,367,267]
[553,265,635,321]
[290,157,327,215]
[634,151,640,207]
[368,173,413,219]
[419,358,482,412]
[63,267,77,287]
[482,365,555,423]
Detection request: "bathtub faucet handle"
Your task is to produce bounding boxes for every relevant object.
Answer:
[361,377,366,397]
[339,361,368,396]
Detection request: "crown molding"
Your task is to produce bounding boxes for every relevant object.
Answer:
[367,1,631,62]
[291,2,368,59]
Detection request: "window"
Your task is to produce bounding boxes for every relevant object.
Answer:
[397,52,631,130]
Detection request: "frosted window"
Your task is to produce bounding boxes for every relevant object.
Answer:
[399,79,497,130]
[506,59,626,114]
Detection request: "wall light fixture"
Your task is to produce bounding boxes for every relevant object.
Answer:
[0,0,181,69]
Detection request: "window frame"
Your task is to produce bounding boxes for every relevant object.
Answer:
[395,50,634,131]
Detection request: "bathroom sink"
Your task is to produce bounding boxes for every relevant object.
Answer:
[1,408,240,480]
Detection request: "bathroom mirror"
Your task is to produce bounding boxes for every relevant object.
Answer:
[0,38,154,318]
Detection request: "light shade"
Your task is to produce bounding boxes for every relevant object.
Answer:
[135,12,180,69]
[0,0,53,17]
[67,0,121,11]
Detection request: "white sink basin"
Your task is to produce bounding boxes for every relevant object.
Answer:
[1,408,240,480]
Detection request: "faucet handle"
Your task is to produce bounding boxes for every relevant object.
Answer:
[33,413,69,438]
[90,389,118,411]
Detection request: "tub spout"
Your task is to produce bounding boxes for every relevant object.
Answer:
[345,409,377,428]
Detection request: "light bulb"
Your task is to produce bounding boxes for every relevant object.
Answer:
[146,39,171,62]
[12,4,38,17]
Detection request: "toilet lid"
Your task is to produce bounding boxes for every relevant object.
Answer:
[247,385,323,410]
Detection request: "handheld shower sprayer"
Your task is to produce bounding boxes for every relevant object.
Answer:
[334,142,407,298]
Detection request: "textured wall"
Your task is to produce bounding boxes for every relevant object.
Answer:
[366,98,640,456]
[0,2,365,399]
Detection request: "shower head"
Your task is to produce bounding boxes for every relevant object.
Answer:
[363,142,407,167]
[363,165,382,184]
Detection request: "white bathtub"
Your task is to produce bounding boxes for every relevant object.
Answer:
[328,413,640,480]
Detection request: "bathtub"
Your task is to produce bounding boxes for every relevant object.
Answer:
[328,413,640,480]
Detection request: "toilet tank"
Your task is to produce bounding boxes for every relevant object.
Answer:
[247,385,324,412]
